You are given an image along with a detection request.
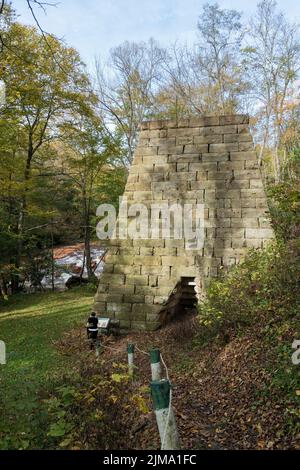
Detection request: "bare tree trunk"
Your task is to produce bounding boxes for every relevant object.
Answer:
[84,223,93,280]
[274,145,281,182]
[79,247,86,280]
[0,275,8,299]
[13,139,34,292]
[51,223,55,292]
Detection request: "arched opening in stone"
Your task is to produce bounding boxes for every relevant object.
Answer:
[159,276,198,325]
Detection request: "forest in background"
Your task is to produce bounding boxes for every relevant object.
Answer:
[0,0,300,451]
[0,0,300,295]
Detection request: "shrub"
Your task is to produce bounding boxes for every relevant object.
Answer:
[197,241,300,339]
[267,148,300,241]
[43,361,150,449]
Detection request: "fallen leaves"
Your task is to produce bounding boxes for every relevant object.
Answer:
[55,314,300,450]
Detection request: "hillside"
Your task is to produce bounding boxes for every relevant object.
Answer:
[0,279,299,450]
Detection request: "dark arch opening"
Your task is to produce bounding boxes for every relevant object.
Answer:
[159,276,198,325]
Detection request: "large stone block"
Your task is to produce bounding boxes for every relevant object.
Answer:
[107,303,132,314]
[184,144,209,154]
[108,255,133,265]
[135,146,158,156]
[168,127,199,137]
[134,256,162,266]
[113,264,141,275]
[207,171,232,180]
[230,151,257,161]
[194,134,223,144]
[132,303,161,315]
[142,156,169,166]
[202,124,237,135]
[224,133,252,143]
[241,189,266,198]
[209,143,239,152]
[168,154,201,163]
[125,274,149,286]
[169,172,197,182]
[95,115,273,330]
[231,218,259,228]
[216,189,241,199]
[146,313,160,323]
[245,228,274,239]
[246,239,263,249]
[227,179,250,189]
[93,301,106,312]
[118,319,132,329]
[157,145,184,155]
[161,256,193,267]
[142,267,169,278]
[202,152,230,162]
[250,179,263,188]
[124,294,145,303]
[217,208,241,218]
[218,161,245,171]
[99,273,125,285]
[242,208,261,218]
[235,170,261,179]
[219,115,249,125]
[191,180,216,190]
[239,142,254,151]
[133,239,165,248]
[176,136,194,145]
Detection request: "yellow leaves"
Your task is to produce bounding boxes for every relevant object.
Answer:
[131,394,149,414]
[86,395,95,404]
[93,409,104,421]
[59,437,73,448]
[257,439,275,450]
[139,385,150,394]
[295,390,300,396]
[112,362,127,370]
[111,373,129,383]
[256,423,263,435]
[109,395,118,404]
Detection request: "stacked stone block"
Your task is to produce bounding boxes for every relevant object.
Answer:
[94,115,274,330]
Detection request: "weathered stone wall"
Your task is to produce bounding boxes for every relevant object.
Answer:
[94,115,274,330]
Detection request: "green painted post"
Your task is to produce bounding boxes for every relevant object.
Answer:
[149,348,162,381]
[150,380,180,450]
[127,343,135,376]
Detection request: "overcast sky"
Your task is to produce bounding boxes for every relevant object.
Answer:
[13,0,300,71]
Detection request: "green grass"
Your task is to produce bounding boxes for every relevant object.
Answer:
[0,287,93,449]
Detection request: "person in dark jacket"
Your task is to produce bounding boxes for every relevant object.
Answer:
[86,312,98,350]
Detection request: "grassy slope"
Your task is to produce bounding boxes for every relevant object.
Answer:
[0,288,93,449]
[0,286,298,450]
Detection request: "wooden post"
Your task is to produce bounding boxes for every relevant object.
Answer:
[0,340,6,365]
[150,379,180,450]
[127,343,135,376]
[95,339,100,358]
[149,348,162,381]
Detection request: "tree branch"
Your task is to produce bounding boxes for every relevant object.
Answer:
[26,0,69,76]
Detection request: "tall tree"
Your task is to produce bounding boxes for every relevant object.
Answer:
[0,19,94,290]
[58,115,125,280]
[243,0,300,179]
[96,38,167,164]
[164,3,247,117]
[196,2,246,114]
